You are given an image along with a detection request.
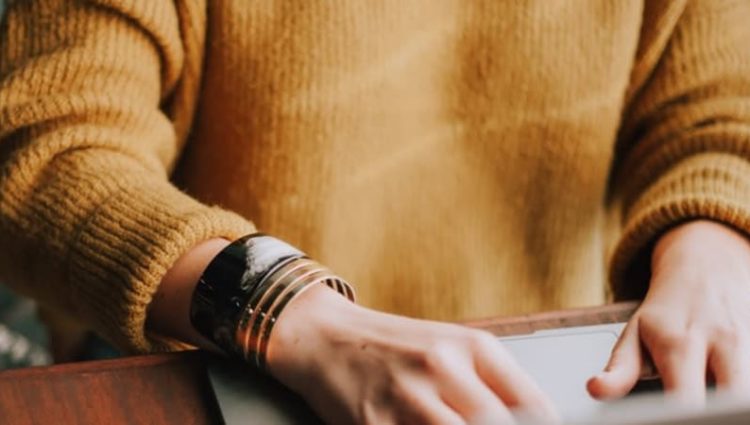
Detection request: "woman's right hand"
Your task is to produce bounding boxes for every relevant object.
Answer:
[266,285,559,425]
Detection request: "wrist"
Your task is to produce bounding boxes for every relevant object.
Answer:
[651,220,750,288]
[653,220,750,263]
[147,238,231,349]
[184,234,356,370]
[265,283,362,382]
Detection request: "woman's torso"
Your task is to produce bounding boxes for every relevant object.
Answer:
[178,0,646,320]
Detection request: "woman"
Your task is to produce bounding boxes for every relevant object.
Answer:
[2,1,750,423]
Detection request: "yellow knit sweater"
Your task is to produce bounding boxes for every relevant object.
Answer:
[1,0,750,353]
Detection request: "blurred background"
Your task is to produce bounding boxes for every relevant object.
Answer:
[0,0,51,370]
[0,286,50,369]
[0,0,48,371]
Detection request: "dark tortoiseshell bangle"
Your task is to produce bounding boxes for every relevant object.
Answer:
[189,234,304,354]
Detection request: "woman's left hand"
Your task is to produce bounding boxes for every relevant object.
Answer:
[587,220,750,403]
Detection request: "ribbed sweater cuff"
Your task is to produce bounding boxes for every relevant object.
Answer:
[66,175,255,353]
[610,152,750,299]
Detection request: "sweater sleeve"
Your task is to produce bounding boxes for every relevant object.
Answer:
[0,0,255,352]
[609,0,750,299]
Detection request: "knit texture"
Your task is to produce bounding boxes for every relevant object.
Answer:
[1,0,750,353]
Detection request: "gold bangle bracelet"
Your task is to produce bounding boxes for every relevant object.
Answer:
[236,258,314,360]
[233,257,355,368]
[255,268,336,368]
[234,257,301,357]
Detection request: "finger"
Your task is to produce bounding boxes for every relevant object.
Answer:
[588,319,642,400]
[650,331,707,404]
[709,338,750,396]
[438,366,516,425]
[401,393,467,425]
[393,379,466,425]
[472,337,558,423]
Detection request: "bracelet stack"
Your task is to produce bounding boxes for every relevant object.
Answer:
[189,234,355,370]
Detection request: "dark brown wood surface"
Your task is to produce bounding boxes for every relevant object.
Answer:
[463,301,638,335]
[0,302,638,425]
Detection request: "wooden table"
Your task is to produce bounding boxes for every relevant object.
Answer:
[0,302,637,425]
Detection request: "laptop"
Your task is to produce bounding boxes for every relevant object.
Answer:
[206,323,750,424]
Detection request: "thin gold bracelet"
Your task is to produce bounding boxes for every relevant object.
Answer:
[234,257,355,368]
[255,267,336,369]
[236,258,312,361]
